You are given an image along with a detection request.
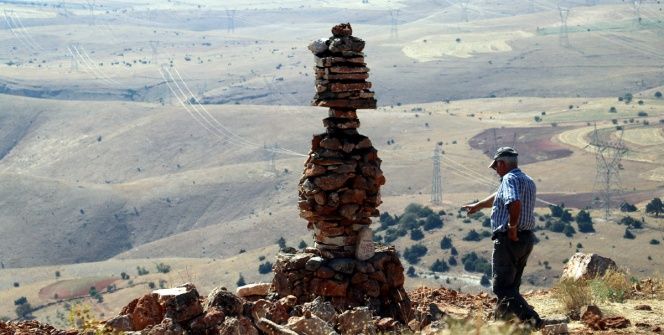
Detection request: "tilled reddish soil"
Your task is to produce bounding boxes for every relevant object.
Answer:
[469,127,573,165]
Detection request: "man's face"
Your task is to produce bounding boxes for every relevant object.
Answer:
[492,159,509,177]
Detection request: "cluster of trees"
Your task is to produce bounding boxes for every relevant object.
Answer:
[402,244,428,264]
[462,229,491,242]
[543,204,577,237]
[375,203,444,243]
[541,204,599,237]
[461,252,492,278]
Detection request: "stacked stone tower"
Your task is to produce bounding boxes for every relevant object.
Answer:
[298,23,382,259]
[272,24,412,323]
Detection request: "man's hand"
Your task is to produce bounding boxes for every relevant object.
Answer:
[507,225,519,242]
[462,203,479,215]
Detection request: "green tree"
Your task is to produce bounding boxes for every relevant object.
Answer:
[277,237,287,249]
[430,259,449,272]
[298,240,308,249]
[440,236,453,249]
[575,210,594,233]
[448,256,457,266]
[645,198,663,217]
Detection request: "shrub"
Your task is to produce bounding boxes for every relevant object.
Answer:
[480,274,491,287]
[576,210,595,233]
[410,228,424,241]
[423,214,443,230]
[563,224,576,237]
[155,263,171,274]
[609,106,617,113]
[619,202,637,212]
[589,268,631,303]
[406,266,417,277]
[650,239,660,245]
[430,259,449,272]
[277,237,286,249]
[655,91,662,98]
[637,111,647,116]
[137,266,149,276]
[298,240,308,249]
[461,252,491,276]
[623,228,635,239]
[448,256,457,266]
[553,279,592,315]
[398,213,419,230]
[619,216,642,229]
[463,229,482,242]
[236,273,246,287]
[258,261,273,274]
[450,247,458,256]
[440,236,453,249]
[403,244,428,264]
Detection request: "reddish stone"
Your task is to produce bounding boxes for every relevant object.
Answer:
[189,307,225,331]
[316,266,336,279]
[311,278,348,297]
[121,293,164,330]
[331,23,353,37]
[314,174,352,191]
[318,72,370,81]
[329,82,372,92]
[319,137,341,149]
[304,164,326,177]
[328,109,358,118]
[340,189,366,204]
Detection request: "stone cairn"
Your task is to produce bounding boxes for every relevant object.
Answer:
[272,23,413,323]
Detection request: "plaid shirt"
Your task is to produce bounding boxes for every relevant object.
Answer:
[490,168,536,233]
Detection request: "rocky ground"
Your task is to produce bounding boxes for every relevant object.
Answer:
[2,253,663,335]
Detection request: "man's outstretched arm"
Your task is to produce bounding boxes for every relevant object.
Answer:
[462,192,497,215]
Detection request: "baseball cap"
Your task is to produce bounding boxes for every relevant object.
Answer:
[489,146,518,169]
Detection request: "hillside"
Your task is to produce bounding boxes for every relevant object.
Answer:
[1,0,664,332]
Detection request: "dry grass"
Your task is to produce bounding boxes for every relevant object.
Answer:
[552,278,593,315]
[588,267,633,303]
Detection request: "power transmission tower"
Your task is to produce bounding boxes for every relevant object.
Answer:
[149,40,159,63]
[589,124,628,220]
[558,5,570,47]
[431,145,443,205]
[390,9,399,38]
[632,0,642,26]
[460,0,470,22]
[86,0,96,25]
[226,9,236,33]
[265,144,277,172]
[58,1,69,17]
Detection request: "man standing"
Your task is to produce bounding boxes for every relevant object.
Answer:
[462,147,542,329]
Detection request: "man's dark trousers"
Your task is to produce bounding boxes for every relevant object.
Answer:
[491,230,542,327]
